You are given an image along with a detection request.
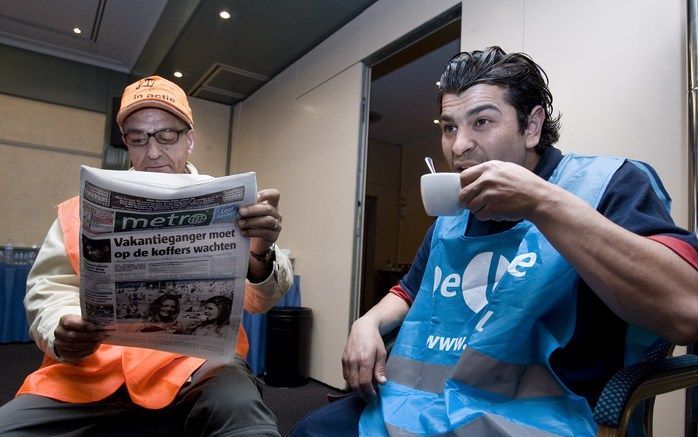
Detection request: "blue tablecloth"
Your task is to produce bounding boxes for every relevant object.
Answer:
[242,275,300,375]
[0,263,32,343]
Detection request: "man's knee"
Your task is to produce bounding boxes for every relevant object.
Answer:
[291,393,364,437]
[179,359,278,436]
[0,400,20,435]
[0,395,85,435]
[190,360,262,411]
[187,386,278,436]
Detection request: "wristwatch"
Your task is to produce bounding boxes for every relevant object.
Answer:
[250,244,276,264]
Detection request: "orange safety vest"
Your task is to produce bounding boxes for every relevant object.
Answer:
[17,196,249,409]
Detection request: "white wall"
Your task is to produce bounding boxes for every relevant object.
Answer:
[233,63,365,388]
[234,0,691,432]
[462,1,688,435]
[461,0,689,228]
[231,0,459,387]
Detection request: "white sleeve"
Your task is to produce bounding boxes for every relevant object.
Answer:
[243,245,294,313]
[24,219,82,360]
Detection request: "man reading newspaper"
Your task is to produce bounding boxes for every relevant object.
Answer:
[77,165,262,361]
[0,76,293,436]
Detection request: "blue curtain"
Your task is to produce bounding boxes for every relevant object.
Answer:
[0,263,32,343]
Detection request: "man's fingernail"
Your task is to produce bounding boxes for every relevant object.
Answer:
[238,219,246,226]
[379,375,387,383]
[239,207,247,215]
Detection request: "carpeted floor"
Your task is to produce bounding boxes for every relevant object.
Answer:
[264,379,346,436]
[0,342,43,406]
[0,341,345,436]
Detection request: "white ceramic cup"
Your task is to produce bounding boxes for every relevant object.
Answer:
[420,172,463,216]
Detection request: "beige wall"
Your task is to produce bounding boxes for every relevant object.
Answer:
[232,0,461,387]
[461,1,688,435]
[0,93,103,246]
[0,93,232,247]
[188,96,231,177]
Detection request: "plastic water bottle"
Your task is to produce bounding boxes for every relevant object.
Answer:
[28,244,39,265]
[3,242,13,264]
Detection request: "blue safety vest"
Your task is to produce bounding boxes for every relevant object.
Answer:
[360,154,637,436]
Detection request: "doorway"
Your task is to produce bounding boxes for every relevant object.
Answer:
[357,19,461,316]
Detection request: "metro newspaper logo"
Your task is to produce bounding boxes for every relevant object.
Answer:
[114,209,214,232]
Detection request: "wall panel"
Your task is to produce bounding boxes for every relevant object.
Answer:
[0,93,104,245]
[188,96,231,177]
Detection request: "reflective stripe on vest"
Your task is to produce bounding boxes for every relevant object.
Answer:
[360,154,625,436]
[17,196,249,408]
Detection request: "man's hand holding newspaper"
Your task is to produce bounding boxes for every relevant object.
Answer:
[78,166,258,362]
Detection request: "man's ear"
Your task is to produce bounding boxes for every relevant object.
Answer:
[187,129,195,155]
[524,105,544,150]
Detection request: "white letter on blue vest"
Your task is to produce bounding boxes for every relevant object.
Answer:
[507,252,537,278]
[440,273,460,297]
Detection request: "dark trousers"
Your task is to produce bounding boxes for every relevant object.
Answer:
[0,357,279,437]
[290,392,366,437]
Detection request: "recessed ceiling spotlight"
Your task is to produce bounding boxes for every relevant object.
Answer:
[433,119,439,124]
[219,11,231,19]
[173,72,183,78]
[73,27,82,34]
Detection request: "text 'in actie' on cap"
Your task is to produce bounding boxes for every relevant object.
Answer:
[116,76,194,129]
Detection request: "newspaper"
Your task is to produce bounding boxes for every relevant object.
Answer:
[78,166,257,362]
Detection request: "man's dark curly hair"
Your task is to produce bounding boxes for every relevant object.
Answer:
[437,46,561,153]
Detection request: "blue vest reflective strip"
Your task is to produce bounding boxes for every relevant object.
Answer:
[359,154,628,437]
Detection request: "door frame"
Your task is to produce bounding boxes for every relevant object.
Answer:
[348,5,462,325]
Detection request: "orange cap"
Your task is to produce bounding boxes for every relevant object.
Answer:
[117,76,193,129]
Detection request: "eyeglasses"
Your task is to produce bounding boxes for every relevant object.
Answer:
[122,128,189,147]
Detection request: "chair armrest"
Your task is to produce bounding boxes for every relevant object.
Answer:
[593,354,698,434]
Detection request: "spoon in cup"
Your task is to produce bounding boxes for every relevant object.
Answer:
[424,156,437,174]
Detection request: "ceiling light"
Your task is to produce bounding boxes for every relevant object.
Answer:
[73,27,82,34]
[173,72,183,78]
[433,119,439,124]
[219,11,231,19]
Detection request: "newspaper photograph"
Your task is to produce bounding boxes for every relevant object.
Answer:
[78,166,257,362]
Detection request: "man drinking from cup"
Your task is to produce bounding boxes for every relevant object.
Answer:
[292,46,698,436]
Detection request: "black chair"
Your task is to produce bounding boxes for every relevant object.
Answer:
[593,338,698,436]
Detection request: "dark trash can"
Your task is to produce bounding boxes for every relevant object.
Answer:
[265,306,312,387]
